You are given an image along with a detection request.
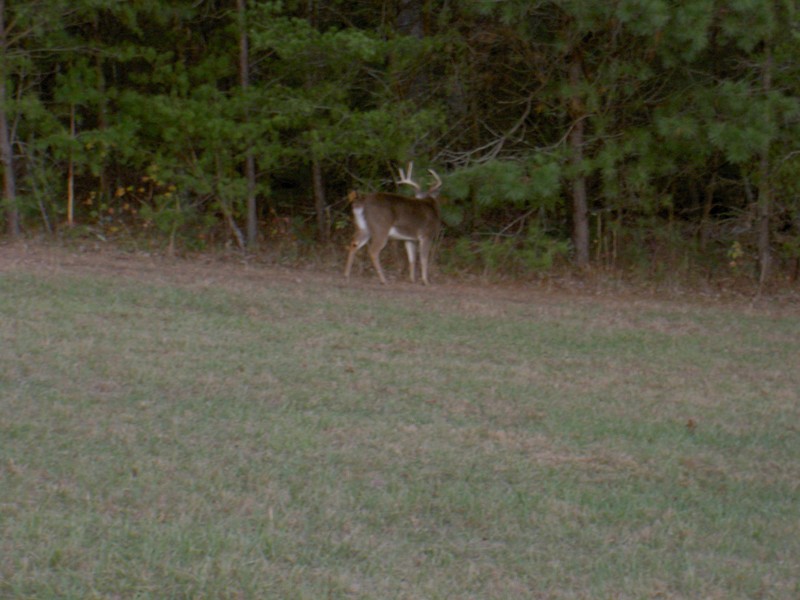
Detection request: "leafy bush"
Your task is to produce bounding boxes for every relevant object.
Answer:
[443,224,569,277]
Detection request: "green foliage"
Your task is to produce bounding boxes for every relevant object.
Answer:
[706,81,774,164]
[719,0,778,51]
[660,0,715,62]
[447,157,561,211]
[251,10,384,67]
[446,224,569,276]
[138,190,188,236]
[1,0,799,280]
[617,0,671,36]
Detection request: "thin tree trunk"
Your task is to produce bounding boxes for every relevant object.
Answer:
[395,0,427,103]
[306,0,328,242]
[67,103,75,226]
[244,152,256,247]
[756,49,773,293]
[216,155,246,251]
[569,59,589,269]
[238,0,258,249]
[95,47,109,203]
[0,0,19,237]
[312,158,329,241]
[700,174,715,252]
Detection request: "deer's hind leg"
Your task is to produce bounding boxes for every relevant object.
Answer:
[404,240,417,283]
[418,236,432,285]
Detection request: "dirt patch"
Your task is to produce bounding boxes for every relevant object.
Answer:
[2,238,798,318]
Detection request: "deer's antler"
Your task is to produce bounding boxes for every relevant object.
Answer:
[427,169,442,196]
[396,162,421,192]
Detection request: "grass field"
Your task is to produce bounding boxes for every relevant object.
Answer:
[1,245,799,599]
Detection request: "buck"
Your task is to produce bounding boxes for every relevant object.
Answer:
[344,162,442,285]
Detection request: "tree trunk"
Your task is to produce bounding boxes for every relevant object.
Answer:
[0,0,19,237]
[238,0,258,249]
[756,49,773,292]
[216,154,246,251]
[397,0,424,38]
[244,151,257,248]
[757,154,771,289]
[94,44,109,204]
[304,0,327,242]
[568,59,589,268]
[395,0,428,104]
[312,159,329,241]
[67,103,75,226]
[700,173,715,252]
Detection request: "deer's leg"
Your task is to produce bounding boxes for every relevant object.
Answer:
[367,234,390,284]
[404,241,417,283]
[418,237,432,285]
[344,231,370,279]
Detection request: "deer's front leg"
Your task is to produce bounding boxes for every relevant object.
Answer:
[344,231,370,280]
[367,235,390,285]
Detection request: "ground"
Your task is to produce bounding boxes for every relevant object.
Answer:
[2,237,799,598]
[1,238,797,318]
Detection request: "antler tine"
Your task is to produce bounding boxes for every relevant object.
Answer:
[396,161,421,191]
[427,168,442,193]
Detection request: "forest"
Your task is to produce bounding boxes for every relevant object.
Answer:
[1,0,799,285]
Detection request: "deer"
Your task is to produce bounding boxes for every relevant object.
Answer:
[344,162,442,285]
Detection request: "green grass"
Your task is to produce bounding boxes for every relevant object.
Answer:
[1,257,799,598]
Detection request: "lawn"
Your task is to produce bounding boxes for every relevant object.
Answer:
[1,245,799,599]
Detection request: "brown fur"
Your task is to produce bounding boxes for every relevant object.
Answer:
[344,191,440,285]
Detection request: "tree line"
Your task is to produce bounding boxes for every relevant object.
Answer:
[1,0,799,283]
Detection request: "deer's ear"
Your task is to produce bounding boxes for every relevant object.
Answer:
[347,190,358,203]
